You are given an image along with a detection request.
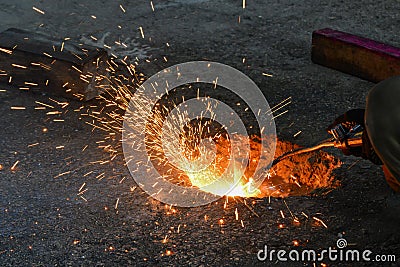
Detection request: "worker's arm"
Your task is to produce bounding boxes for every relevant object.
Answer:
[364,76,400,193]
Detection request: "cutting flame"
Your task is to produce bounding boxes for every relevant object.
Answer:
[175,131,262,197]
[185,162,261,197]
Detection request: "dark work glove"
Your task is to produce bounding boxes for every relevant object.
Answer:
[327,109,382,165]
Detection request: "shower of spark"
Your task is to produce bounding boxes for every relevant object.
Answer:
[84,62,340,202]
[84,60,269,198]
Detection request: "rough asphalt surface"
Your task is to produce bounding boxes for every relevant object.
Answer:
[1,0,400,266]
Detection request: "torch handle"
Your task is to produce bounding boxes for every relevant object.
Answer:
[271,125,364,167]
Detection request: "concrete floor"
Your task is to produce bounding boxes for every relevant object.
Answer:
[1,0,400,266]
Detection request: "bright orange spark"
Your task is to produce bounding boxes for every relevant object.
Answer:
[32,6,45,14]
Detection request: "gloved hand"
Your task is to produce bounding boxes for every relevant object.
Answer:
[327,109,382,165]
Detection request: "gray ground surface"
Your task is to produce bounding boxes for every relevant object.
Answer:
[1,0,400,266]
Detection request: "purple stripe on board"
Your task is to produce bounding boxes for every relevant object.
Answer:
[315,28,400,58]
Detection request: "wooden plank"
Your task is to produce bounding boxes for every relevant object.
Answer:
[311,28,400,83]
[0,28,109,100]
